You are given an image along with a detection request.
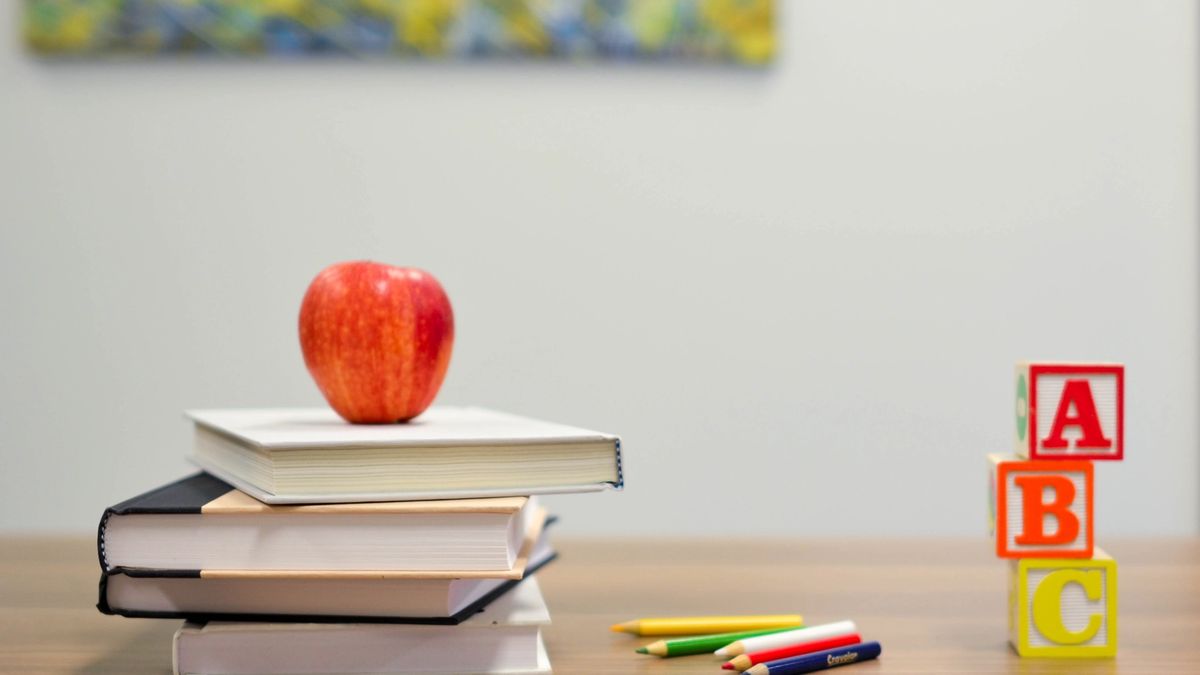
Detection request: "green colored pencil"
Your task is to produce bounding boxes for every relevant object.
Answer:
[635,626,803,657]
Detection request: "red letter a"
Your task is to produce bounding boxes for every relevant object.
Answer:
[1042,379,1112,450]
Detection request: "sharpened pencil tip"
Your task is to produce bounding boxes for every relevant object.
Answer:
[635,647,648,654]
[610,624,625,633]
[714,648,729,657]
[721,664,733,671]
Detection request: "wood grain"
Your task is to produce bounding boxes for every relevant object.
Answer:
[1,537,1196,674]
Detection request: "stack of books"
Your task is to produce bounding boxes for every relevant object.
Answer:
[97,406,623,674]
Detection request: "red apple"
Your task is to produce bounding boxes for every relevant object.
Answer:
[298,261,454,423]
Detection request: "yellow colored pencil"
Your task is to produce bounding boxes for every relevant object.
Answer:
[610,615,803,637]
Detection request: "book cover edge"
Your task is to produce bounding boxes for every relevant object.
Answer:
[98,550,558,625]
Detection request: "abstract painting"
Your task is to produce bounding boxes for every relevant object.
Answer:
[25,0,775,65]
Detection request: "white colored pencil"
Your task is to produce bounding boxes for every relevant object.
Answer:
[714,620,858,658]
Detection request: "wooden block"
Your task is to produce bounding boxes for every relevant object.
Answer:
[1015,362,1123,460]
[1008,549,1117,658]
[995,458,1093,559]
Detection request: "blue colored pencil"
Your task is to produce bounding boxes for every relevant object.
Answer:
[743,641,881,675]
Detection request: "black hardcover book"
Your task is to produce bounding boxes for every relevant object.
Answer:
[97,474,557,624]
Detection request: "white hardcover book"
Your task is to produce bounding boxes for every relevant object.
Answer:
[173,578,553,675]
[187,406,622,504]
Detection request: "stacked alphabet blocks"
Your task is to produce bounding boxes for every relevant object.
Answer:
[988,362,1123,658]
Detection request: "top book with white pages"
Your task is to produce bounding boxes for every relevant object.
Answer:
[187,406,623,504]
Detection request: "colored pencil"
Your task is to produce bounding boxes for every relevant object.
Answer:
[722,633,863,670]
[636,627,801,657]
[743,641,881,674]
[611,615,803,637]
[715,620,857,657]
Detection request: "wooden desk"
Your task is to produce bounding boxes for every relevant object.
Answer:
[1,537,1197,674]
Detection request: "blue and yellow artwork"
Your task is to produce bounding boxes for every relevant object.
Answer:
[24,0,774,65]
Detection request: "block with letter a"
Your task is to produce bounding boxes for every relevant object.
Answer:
[1008,549,1117,658]
[1014,362,1123,461]
[994,457,1093,559]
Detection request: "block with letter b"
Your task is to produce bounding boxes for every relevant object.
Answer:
[1008,549,1117,658]
[1015,362,1124,460]
[995,457,1093,558]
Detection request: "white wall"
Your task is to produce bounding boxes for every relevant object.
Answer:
[1,1,1196,536]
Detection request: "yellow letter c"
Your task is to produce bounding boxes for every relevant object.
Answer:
[1032,569,1103,644]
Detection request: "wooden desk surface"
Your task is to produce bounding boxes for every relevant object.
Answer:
[1,537,1197,674]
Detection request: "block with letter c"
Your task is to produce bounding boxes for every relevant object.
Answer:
[995,457,1093,559]
[1008,550,1117,658]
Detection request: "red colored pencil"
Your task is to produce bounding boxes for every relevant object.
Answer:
[721,633,863,671]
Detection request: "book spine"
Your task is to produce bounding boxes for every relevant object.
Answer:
[96,507,113,571]
[613,437,625,489]
[95,566,111,615]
